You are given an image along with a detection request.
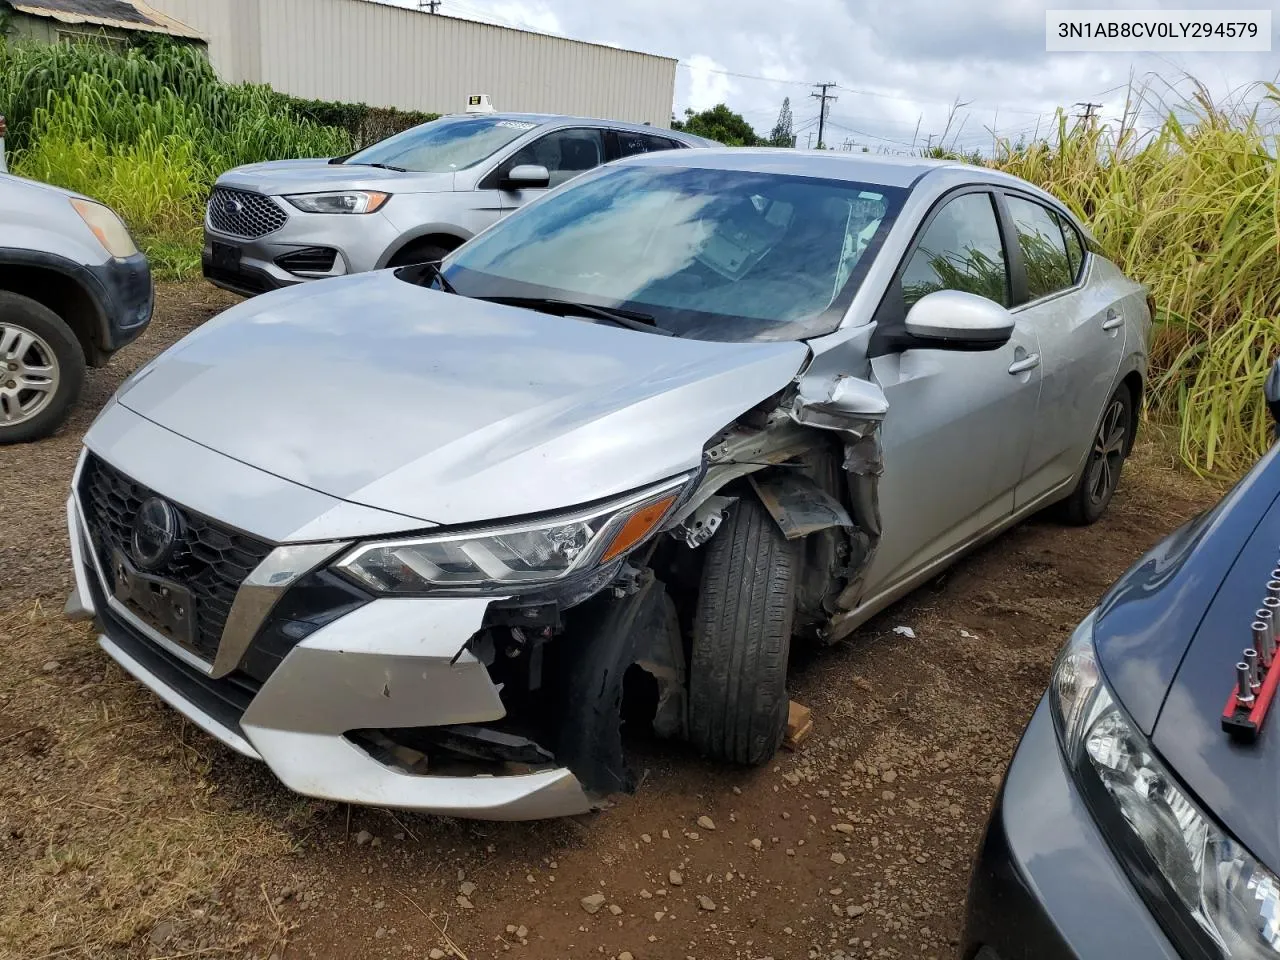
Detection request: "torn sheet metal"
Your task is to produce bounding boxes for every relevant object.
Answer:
[789,372,888,620]
[789,374,888,436]
[749,472,853,540]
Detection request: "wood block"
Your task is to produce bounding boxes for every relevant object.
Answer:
[783,700,813,751]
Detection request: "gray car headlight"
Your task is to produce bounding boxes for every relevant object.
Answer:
[284,191,389,214]
[1053,617,1280,958]
[334,476,692,595]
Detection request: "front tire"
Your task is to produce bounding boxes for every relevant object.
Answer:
[1060,383,1133,526]
[0,292,85,445]
[688,497,796,766]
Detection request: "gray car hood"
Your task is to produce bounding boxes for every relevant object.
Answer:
[218,159,454,196]
[118,271,809,527]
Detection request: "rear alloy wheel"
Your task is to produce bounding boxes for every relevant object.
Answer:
[0,292,85,444]
[1061,384,1133,525]
[688,497,796,766]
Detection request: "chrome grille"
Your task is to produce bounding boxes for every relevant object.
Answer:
[207,187,288,240]
[78,454,274,662]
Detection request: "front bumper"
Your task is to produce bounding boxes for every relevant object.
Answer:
[202,202,401,297]
[87,251,153,353]
[66,478,593,821]
[962,698,1180,960]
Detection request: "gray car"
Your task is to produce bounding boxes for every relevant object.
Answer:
[202,111,714,296]
[69,149,1148,820]
[0,173,152,443]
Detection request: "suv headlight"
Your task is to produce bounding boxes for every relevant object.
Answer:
[70,198,138,258]
[1053,617,1280,958]
[334,476,691,595]
[284,191,389,214]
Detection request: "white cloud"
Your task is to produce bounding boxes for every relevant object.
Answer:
[683,54,735,113]
[372,0,1280,148]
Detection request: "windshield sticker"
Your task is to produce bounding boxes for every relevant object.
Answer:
[495,120,537,130]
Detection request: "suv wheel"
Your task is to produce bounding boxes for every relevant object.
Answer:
[0,291,85,444]
[688,497,796,765]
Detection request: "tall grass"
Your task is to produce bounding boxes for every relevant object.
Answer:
[1,39,350,277]
[993,85,1280,475]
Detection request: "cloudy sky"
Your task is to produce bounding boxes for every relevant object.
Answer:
[380,0,1279,151]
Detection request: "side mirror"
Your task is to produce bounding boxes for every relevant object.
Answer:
[501,164,550,189]
[1265,358,1280,429]
[904,289,1015,350]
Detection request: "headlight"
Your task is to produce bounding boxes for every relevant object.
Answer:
[284,191,389,214]
[1053,618,1280,958]
[335,476,691,595]
[70,198,138,258]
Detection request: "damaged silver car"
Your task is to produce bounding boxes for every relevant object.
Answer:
[65,150,1149,819]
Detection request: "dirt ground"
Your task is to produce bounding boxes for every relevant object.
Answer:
[0,282,1221,960]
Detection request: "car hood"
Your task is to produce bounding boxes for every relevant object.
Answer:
[1147,455,1280,874]
[116,271,810,527]
[217,159,454,196]
[1093,446,1280,735]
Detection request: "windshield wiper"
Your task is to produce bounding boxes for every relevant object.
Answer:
[478,296,674,336]
[342,161,408,172]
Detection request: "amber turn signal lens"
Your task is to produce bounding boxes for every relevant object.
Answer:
[600,493,679,563]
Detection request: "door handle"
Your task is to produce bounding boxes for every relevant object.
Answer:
[1102,310,1124,331]
[1008,353,1041,375]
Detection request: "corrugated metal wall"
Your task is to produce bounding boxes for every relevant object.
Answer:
[147,0,676,126]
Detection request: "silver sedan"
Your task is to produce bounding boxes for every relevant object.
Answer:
[67,149,1148,819]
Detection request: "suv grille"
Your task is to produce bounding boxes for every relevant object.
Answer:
[78,454,274,662]
[207,187,288,240]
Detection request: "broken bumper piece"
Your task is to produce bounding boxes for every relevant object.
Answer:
[70,502,593,821]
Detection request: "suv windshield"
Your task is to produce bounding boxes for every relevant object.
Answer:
[344,116,541,173]
[438,165,906,341]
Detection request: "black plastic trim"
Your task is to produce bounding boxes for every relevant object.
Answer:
[0,247,153,353]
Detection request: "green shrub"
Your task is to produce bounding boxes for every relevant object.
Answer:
[1,38,350,277]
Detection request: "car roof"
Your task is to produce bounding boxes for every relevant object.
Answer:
[612,147,977,188]
[434,111,717,146]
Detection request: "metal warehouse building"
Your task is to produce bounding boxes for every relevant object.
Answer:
[143,0,677,126]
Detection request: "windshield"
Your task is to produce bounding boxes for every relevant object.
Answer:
[344,116,541,173]
[439,165,906,341]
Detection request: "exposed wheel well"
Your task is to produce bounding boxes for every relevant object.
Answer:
[386,233,465,266]
[1121,370,1143,455]
[0,265,105,366]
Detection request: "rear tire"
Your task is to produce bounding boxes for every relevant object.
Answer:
[1060,383,1133,526]
[689,497,796,766]
[0,292,85,445]
[386,241,451,268]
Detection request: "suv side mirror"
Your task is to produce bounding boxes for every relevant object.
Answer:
[501,164,550,189]
[1265,357,1280,429]
[904,289,1015,350]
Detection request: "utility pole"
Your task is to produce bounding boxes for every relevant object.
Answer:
[418,0,441,12]
[810,82,837,149]
[1074,101,1101,124]
[806,131,814,149]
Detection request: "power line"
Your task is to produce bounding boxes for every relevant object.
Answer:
[675,62,1079,117]
[811,82,837,149]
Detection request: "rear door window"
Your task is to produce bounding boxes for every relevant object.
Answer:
[1004,195,1073,300]
[615,132,681,157]
[1055,211,1086,282]
[900,192,1010,307]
